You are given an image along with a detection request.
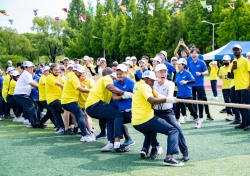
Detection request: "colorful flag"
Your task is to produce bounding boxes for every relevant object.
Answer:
[80,15,86,22]
[8,19,13,25]
[200,0,207,8]
[148,10,154,16]
[61,8,67,13]
[33,9,38,16]
[89,7,94,15]
[0,10,8,16]
[120,5,127,11]
[148,3,155,10]
[55,17,60,23]
[229,3,235,9]
[207,5,212,12]
[175,1,183,5]
[126,11,132,19]
[174,8,181,14]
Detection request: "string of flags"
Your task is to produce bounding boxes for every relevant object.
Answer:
[229,3,235,9]
[0,10,8,16]
[8,19,13,25]
[200,0,207,8]
[148,3,155,16]
[119,5,132,19]
[207,5,212,12]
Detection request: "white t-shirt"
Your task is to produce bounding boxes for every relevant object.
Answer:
[14,70,33,95]
[153,80,175,110]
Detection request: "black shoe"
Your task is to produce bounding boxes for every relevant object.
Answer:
[140,148,149,158]
[73,127,79,134]
[112,146,130,153]
[220,109,227,113]
[64,129,75,135]
[182,155,190,162]
[229,120,241,125]
[149,147,158,160]
[96,133,107,140]
[163,157,184,167]
[235,124,246,129]
[206,114,214,120]
[243,126,250,131]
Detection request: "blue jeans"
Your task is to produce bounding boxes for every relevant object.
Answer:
[14,94,39,126]
[133,116,179,155]
[235,89,250,126]
[62,102,88,136]
[222,89,233,115]
[48,100,64,129]
[210,80,218,97]
[230,86,241,121]
[86,101,123,141]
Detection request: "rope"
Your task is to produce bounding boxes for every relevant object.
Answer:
[175,98,250,109]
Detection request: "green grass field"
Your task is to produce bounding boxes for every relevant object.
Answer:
[1,91,250,176]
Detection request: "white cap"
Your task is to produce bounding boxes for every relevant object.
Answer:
[42,66,50,72]
[116,64,127,72]
[125,60,133,66]
[142,70,158,81]
[171,57,178,61]
[247,52,250,56]
[6,66,15,73]
[73,64,85,73]
[222,55,231,61]
[23,61,34,67]
[131,56,137,60]
[155,64,167,72]
[159,50,167,58]
[83,56,90,60]
[64,57,69,61]
[69,60,74,65]
[10,70,20,77]
[232,44,242,50]
[112,61,118,65]
[100,58,106,62]
[125,57,131,61]
[66,64,74,69]
[176,58,187,65]
[7,60,12,64]
[151,56,161,63]
[138,60,146,64]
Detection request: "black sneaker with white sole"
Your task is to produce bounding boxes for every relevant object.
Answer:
[140,148,149,158]
[112,146,130,153]
[163,157,184,167]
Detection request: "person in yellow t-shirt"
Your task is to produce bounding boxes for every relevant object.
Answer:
[83,56,96,80]
[86,67,131,152]
[209,61,219,100]
[132,70,184,166]
[124,60,136,81]
[61,64,95,142]
[46,63,65,134]
[230,44,250,130]
[131,56,140,71]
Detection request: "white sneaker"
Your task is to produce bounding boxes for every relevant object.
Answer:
[0,117,2,121]
[23,119,30,125]
[26,123,32,128]
[55,128,64,134]
[179,116,186,124]
[101,142,114,152]
[187,116,194,122]
[211,97,218,100]
[90,132,96,141]
[80,135,95,142]
[226,114,235,121]
[195,119,203,129]
[17,117,25,122]
[13,117,19,122]
[157,146,163,155]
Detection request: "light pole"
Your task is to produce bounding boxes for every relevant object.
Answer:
[92,36,105,58]
[202,20,221,51]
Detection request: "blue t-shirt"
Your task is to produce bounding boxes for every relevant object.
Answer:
[164,61,176,78]
[136,68,147,80]
[35,69,42,77]
[186,55,204,67]
[0,76,3,89]
[30,75,40,99]
[175,70,194,98]
[188,59,207,87]
[113,77,135,111]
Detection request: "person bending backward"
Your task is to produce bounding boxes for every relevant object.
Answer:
[13,61,42,128]
[45,63,65,134]
[230,44,250,131]
[86,67,133,152]
[132,70,184,166]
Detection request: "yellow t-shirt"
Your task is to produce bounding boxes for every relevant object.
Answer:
[83,64,96,79]
[209,65,218,80]
[61,72,81,104]
[127,69,136,81]
[232,56,250,90]
[7,79,16,95]
[173,65,179,91]
[45,73,63,104]
[85,75,113,108]
[218,65,233,89]
[2,74,11,102]
[133,65,140,71]
[132,80,154,125]
[38,74,47,101]
[78,78,95,108]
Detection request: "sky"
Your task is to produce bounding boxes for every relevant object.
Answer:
[0,0,100,33]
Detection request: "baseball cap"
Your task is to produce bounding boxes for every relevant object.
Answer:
[151,56,161,63]
[125,60,133,66]
[74,58,79,61]
[142,71,158,81]
[131,56,137,61]
[138,60,146,64]
[125,57,131,61]
[66,64,74,69]
[100,58,106,62]
[112,61,118,65]
[23,61,34,67]
[176,58,187,65]
[83,56,90,61]
[73,64,85,73]
[159,50,167,58]
[69,60,74,65]
[10,70,20,77]
[7,60,12,64]
[247,52,250,56]
[232,44,242,50]
[171,57,178,61]
[116,64,127,72]
[64,57,69,61]
[6,67,15,73]
[155,64,167,72]
[42,66,50,72]
[222,55,231,61]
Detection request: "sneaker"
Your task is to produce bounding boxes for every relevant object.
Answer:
[163,157,184,167]
[195,119,202,129]
[140,148,149,158]
[0,117,2,121]
[229,120,241,125]
[225,114,234,121]
[80,135,95,142]
[149,146,163,159]
[17,117,25,122]
[182,155,190,162]
[121,140,135,147]
[187,115,195,122]
[101,142,114,152]
[64,129,75,135]
[179,116,186,124]
[220,109,227,113]
[243,126,250,131]
[73,127,78,134]
[206,114,214,121]
[26,123,32,128]
[90,132,96,141]
[55,128,64,134]
[235,124,246,129]
[13,117,19,122]
[23,119,30,125]
[112,146,130,153]
[96,133,107,140]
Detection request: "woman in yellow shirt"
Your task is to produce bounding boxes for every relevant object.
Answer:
[209,61,219,100]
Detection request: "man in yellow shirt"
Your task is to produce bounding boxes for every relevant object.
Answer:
[209,61,219,100]
[230,44,250,130]
[86,68,132,152]
[46,63,65,134]
[132,70,183,166]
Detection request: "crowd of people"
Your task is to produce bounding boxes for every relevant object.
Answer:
[0,42,250,167]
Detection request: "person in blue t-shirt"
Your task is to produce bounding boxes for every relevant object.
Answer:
[158,50,176,79]
[135,60,148,81]
[35,63,43,77]
[175,58,198,122]
[188,49,213,128]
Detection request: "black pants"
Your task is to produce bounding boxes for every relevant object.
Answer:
[39,101,55,126]
[175,97,198,119]
[7,95,23,117]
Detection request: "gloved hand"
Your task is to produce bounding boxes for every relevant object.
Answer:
[122,92,133,99]
[166,97,176,103]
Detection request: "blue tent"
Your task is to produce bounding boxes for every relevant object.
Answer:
[203,41,250,60]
